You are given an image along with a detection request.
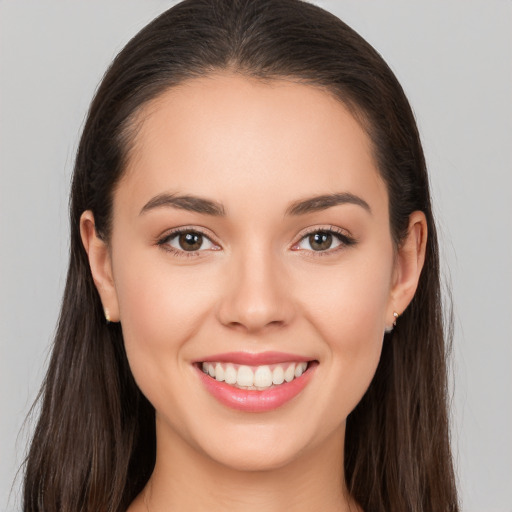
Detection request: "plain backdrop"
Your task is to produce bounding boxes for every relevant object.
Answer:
[1,1,511,511]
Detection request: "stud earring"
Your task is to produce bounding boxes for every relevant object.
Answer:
[385,311,400,334]
[104,309,111,324]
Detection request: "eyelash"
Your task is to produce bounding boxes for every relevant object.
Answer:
[156,226,356,258]
[292,226,356,257]
[156,227,219,258]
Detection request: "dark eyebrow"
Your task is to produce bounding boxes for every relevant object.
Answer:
[139,193,226,216]
[139,191,370,217]
[285,192,371,216]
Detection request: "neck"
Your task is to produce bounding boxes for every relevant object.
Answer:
[131,418,362,512]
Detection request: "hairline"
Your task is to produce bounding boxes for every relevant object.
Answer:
[109,68,383,235]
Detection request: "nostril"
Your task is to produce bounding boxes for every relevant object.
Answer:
[216,265,295,331]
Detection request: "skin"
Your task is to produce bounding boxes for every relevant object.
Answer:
[80,73,427,512]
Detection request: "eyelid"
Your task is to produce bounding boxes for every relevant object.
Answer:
[155,224,356,258]
[156,226,222,256]
[291,225,356,253]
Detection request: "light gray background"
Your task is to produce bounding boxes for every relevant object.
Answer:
[1,1,511,511]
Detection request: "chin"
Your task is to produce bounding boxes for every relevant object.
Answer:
[205,439,306,473]
[189,418,330,474]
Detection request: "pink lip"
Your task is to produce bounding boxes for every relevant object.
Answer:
[197,351,312,366]
[195,359,318,413]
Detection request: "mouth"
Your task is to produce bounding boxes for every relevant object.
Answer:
[198,361,311,390]
[194,353,318,412]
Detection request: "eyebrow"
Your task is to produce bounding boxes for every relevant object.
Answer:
[285,192,371,216]
[139,191,371,217]
[139,193,226,216]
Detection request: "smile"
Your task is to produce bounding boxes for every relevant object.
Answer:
[201,361,308,390]
[195,352,317,412]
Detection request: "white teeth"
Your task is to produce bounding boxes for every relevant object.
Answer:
[201,361,311,389]
[272,366,285,385]
[254,366,273,388]
[214,363,224,382]
[237,365,254,387]
[294,362,307,378]
[224,364,237,384]
[284,364,295,382]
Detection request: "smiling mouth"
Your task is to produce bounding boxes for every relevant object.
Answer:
[199,361,314,390]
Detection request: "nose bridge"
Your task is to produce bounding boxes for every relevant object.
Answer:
[218,239,292,332]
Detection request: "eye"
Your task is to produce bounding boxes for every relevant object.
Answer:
[292,228,355,253]
[158,229,220,255]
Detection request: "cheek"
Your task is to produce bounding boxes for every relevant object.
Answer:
[301,257,392,339]
[298,256,392,409]
[111,247,216,390]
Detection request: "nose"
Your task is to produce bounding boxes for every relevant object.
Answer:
[216,243,295,334]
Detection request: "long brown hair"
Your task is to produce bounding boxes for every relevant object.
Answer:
[23,1,459,510]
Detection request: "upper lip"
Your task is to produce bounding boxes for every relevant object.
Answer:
[195,351,313,366]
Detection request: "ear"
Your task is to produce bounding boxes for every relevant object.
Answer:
[387,211,427,325]
[79,210,120,322]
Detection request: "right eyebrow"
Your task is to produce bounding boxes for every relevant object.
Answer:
[139,193,226,217]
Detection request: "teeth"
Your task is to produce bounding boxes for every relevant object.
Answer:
[214,363,224,382]
[225,364,237,385]
[254,366,273,388]
[201,361,309,389]
[237,365,254,387]
[295,362,307,378]
[284,364,295,382]
[272,365,285,385]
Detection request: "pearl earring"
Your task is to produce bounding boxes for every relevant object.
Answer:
[104,309,111,324]
[385,311,400,334]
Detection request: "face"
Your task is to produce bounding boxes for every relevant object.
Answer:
[94,74,402,471]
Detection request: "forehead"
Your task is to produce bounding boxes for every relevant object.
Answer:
[117,73,387,218]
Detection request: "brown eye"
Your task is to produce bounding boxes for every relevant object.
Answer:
[160,229,219,254]
[178,232,203,251]
[292,228,354,254]
[308,231,333,251]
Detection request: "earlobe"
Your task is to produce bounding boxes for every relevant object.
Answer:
[388,211,427,324]
[79,210,120,323]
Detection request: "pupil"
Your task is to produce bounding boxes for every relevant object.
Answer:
[310,232,332,251]
[179,232,202,251]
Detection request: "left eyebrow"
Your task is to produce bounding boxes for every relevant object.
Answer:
[285,192,372,216]
[139,193,226,216]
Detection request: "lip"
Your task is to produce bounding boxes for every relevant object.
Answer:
[196,351,312,366]
[195,357,318,413]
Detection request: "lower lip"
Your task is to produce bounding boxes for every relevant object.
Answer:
[196,363,316,413]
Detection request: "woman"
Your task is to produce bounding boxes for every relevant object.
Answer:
[23,0,459,510]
